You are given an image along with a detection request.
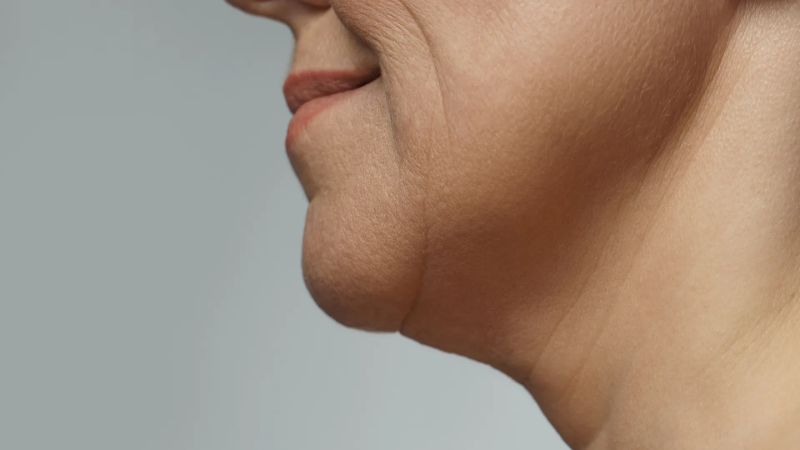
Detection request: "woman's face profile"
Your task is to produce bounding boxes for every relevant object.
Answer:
[223,1,800,447]
[228,0,732,346]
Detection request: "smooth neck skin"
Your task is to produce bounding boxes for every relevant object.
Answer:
[405,4,800,450]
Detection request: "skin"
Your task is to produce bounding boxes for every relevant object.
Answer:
[227,0,800,448]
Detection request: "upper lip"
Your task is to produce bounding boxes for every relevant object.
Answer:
[283,69,381,114]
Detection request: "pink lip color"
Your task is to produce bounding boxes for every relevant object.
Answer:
[285,88,358,148]
[283,70,380,148]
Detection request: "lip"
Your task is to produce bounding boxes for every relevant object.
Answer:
[284,69,380,147]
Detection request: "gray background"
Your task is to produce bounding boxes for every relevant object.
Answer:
[0,1,568,449]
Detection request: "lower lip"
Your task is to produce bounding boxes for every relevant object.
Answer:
[285,89,359,149]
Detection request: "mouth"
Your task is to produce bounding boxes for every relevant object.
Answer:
[283,69,381,114]
[283,68,381,148]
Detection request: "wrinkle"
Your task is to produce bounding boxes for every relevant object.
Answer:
[396,0,448,338]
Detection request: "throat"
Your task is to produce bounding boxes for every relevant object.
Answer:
[516,12,800,446]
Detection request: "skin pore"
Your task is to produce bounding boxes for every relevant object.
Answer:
[228,0,800,448]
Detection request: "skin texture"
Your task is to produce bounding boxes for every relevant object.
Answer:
[227,0,800,448]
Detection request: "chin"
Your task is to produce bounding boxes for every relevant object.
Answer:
[300,192,424,332]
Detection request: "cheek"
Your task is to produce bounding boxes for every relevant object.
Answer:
[333,0,731,200]
[418,0,732,213]
[390,1,734,332]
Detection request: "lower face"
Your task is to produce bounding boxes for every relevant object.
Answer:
[287,0,733,333]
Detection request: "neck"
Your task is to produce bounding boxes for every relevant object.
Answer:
[532,5,800,448]
[403,3,800,449]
